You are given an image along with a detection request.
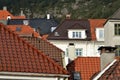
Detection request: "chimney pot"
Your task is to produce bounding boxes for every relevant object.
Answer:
[66,14,71,19]
[3,6,7,10]
[47,14,50,19]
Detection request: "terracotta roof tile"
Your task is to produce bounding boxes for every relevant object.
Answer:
[0,10,25,20]
[7,25,40,37]
[22,37,64,66]
[0,23,68,75]
[97,59,120,80]
[89,19,106,40]
[67,57,100,80]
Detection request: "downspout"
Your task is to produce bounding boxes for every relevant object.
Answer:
[86,41,88,56]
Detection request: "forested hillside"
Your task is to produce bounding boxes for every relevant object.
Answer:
[0,0,120,21]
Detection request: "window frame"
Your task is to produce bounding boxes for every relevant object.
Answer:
[114,24,120,36]
[73,72,81,80]
[72,31,82,39]
[96,28,104,41]
[99,29,104,39]
[75,48,83,56]
[115,45,120,56]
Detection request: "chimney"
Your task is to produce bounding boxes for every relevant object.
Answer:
[20,10,24,16]
[98,46,116,70]
[47,14,50,19]
[66,14,71,19]
[3,6,7,10]
[7,15,11,20]
[68,43,75,62]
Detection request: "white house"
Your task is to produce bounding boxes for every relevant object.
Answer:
[104,18,120,56]
[48,19,106,65]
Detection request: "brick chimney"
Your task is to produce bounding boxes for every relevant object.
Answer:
[98,46,116,70]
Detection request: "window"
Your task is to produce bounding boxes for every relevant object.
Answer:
[73,72,81,80]
[72,32,81,38]
[75,48,82,56]
[51,27,56,32]
[16,27,21,32]
[66,48,68,57]
[96,28,104,41]
[99,30,104,38]
[115,45,120,56]
[115,24,120,35]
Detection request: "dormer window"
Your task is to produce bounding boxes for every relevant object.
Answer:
[96,28,104,41]
[16,27,21,32]
[54,32,59,36]
[68,29,86,39]
[72,32,81,38]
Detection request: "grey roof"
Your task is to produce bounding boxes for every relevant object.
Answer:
[48,19,91,40]
[7,18,58,35]
[110,8,120,19]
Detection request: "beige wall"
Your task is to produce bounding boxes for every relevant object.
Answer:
[104,19,120,46]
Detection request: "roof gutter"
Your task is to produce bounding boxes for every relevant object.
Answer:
[0,72,70,78]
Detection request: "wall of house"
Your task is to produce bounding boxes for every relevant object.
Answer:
[104,20,120,46]
[49,40,104,65]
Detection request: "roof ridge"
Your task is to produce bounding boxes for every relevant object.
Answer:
[0,23,68,74]
[67,57,100,67]
[93,59,117,80]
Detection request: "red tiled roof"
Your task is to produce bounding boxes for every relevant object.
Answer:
[23,37,64,66]
[89,19,106,40]
[7,25,40,38]
[96,59,120,80]
[0,10,25,20]
[67,57,100,80]
[0,23,68,75]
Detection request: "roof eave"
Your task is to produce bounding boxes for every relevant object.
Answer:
[92,59,117,80]
[0,72,70,78]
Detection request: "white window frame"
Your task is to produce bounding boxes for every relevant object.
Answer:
[68,29,86,39]
[75,48,83,56]
[114,24,120,36]
[96,28,104,41]
[72,31,81,38]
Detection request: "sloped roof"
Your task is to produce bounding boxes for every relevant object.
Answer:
[22,37,64,66]
[110,8,120,19]
[93,59,120,80]
[7,25,40,37]
[67,57,100,80]
[89,19,106,40]
[7,18,58,35]
[0,10,25,20]
[48,19,91,40]
[68,23,86,29]
[0,23,68,75]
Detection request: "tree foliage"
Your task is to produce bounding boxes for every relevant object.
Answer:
[0,0,120,21]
